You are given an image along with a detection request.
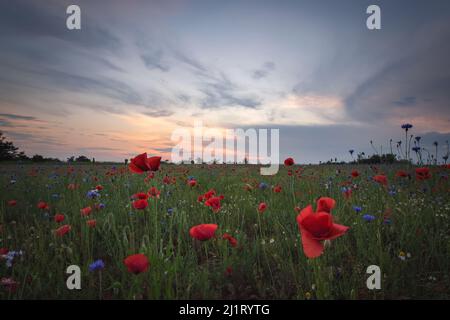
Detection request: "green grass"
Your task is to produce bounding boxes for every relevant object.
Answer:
[0,163,449,299]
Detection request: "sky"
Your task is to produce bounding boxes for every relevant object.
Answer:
[0,0,449,164]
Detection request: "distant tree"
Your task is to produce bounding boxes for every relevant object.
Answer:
[67,156,75,162]
[75,155,91,162]
[0,131,19,160]
[124,159,128,165]
[32,154,45,162]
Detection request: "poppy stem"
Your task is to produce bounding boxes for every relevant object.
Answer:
[98,270,102,300]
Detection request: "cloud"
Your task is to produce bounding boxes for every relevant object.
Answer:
[141,50,170,72]
[143,110,174,117]
[199,72,261,109]
[252,61,275,79]
[0,113,37,121]
[0,0,121,52]
[344,19,450,127]
[393,96,417,107]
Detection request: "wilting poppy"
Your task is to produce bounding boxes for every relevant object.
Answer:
[296,198,349,258]
[123,253,149,274]
[273,185,282,193]
[54,214,65,223]
[415,167,431,180]
[86,219,96,228]
[7,200,17,207]
[80,206,92,217]
[37,201,49,210]
[67,183,78,190]
[204,196,224,213]
[129,153,161,174]
[258,202,267,213]
[55,224,71,237]
[373,175,388,186]
[224,266,233,276]
[189,224,218,241]
[132,199,148,210]
[148,187,161,199]
[222,233,238,247]
[284,158,294,166]
[396,170,409,178]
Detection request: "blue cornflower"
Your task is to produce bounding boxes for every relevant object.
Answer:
[98,203,106,209]
[87,189,101,199]
[88,259,105,272]
[167,208,174,215]
[258,182,268,190]
[353,206,362,213]
[187,176,195,181]
[401,123,413,130]
[362,214,376,222]
[51,193,60,199]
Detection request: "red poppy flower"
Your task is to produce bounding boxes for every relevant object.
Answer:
[95,185,103,191]
[273,185,282,193]
[415,167,431,180]
[351,170,359,178]
[86,219,96,228]
[67,183,78,190]
[55,224,71,237]
[37,201,50,210]
[129,153,161,174]
[197,195,204,202]
[203,189,216,200]
[132,199,148,210]
[222,233,238,247]
[373,175,388,186]
[396,170,408,178]
[296,199,349,258]
[284,157,295,166]
[343,189,352,200]
[148,187,161,198]
[132,192,149,200]
[258,202,267,213]
[188,179,197,187]
[0,248,8,255]
[123,253,149,274]
[54,214,65,223]
[316,197,336,213]
[204,196,224,213]
[144,172,155,183]
[189,224,218,241]
[287,170,293,176]
[224,266,233,276]
[80,206,92,217]
[7,200,17,207]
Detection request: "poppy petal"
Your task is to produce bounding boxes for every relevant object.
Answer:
[327,223,350,240]
[300,227,325,258]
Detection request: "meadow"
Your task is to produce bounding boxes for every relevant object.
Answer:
[0,161,449,299]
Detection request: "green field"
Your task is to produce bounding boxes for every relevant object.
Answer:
[0,163,449,299]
